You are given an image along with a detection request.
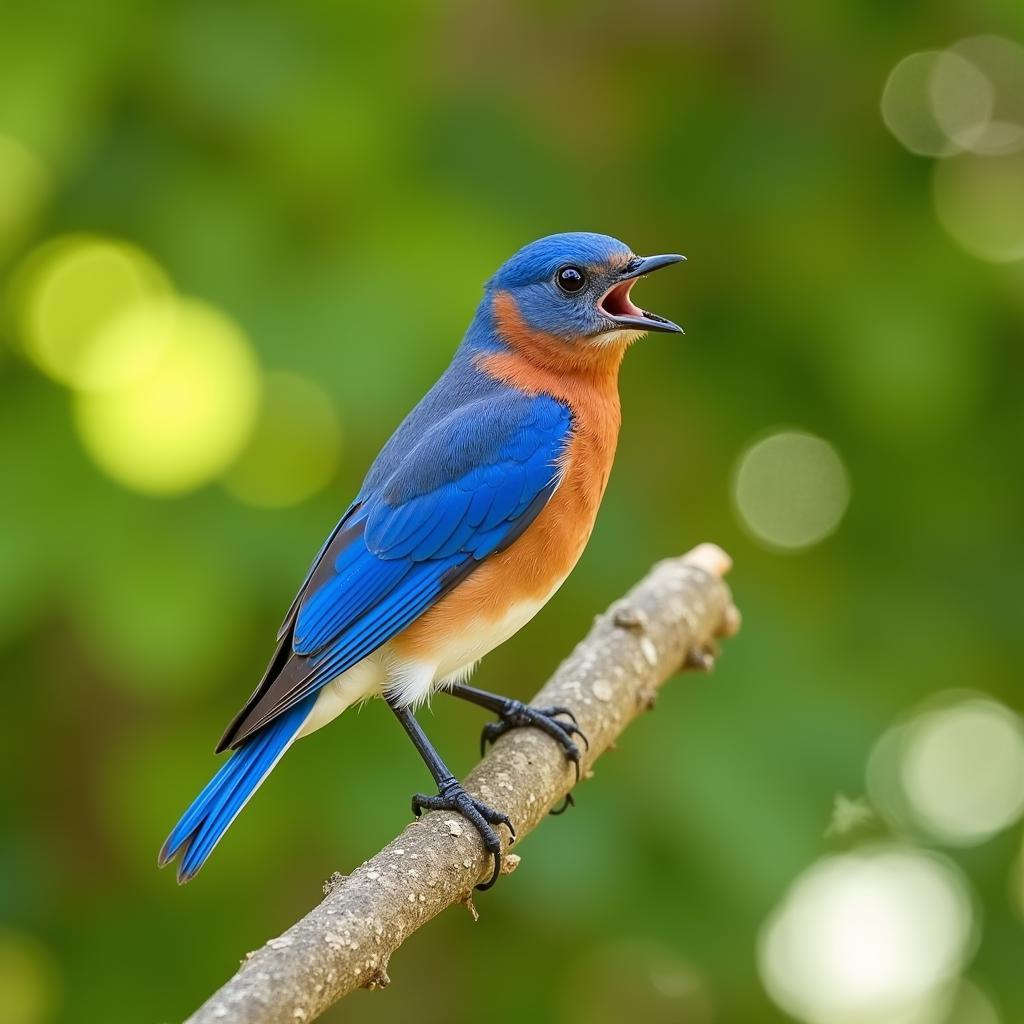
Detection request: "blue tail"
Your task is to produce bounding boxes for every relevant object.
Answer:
[159,696,316,882]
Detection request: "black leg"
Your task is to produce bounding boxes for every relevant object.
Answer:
[387,699,514,890]
[444,683,589,781]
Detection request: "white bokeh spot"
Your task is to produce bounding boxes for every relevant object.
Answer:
[758,847,976,1024]
[868,695,1024,847]
[731,430,850,552]
[882,38,1024,159]
[900,699,1024,846]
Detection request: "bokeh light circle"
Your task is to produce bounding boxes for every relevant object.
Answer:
[222,371,342,507]
[882,52,959,157]
[73,298,179,392]
[902,700,1024,845]
[758,847,976,1024]
[947,36,1024,155]
[73,299,260,496]
[882,40,1024,160]
[13,234,171,386]
[870,696,1024,847]
[933,152,1024,263]
[731,430,850,551]
[929,52,996,153]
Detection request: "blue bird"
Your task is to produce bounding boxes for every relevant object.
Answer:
[160,232,684,887]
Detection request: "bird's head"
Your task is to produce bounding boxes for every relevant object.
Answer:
[485,232,685,351]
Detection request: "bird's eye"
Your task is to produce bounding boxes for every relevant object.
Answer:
[556,265,586,294]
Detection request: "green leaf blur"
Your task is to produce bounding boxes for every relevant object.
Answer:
[1,3,1021,1023]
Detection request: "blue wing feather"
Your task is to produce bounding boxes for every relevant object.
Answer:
[224,391,572,744]
[292,556,413,656]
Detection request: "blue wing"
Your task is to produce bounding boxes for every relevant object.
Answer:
[217,391,572,749]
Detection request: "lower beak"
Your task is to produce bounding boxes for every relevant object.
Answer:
[599,253,686,335]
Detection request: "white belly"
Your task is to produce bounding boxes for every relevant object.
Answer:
[297,574,569,737]
[296,656,385,738]
[383,573,570,707]
[435,592,555,679]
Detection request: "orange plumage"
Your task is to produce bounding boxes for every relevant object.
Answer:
[390,290,626,663]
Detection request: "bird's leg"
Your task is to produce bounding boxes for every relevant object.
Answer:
[444,683,589,782]
[387,699,514,889]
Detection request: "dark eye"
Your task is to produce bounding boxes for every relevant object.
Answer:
[556,265,586,294]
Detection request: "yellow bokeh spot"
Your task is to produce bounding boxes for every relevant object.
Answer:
[13,234,171,386]
[74,299,178,392]
[223,371,342,507]
[73,299,260,496]
[0,928,61,1024]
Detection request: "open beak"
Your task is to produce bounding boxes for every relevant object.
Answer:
[597,253,686,334]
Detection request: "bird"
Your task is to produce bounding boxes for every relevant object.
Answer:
[159,232,684,888]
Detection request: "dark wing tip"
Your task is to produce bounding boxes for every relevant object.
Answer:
[216,619,300,752]
[177,863,199,884]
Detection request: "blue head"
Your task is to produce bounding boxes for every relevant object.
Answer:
[486,232,684,342]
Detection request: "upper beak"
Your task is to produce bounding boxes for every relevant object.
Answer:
[598,253,686,335]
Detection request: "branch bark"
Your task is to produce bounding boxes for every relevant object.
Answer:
[186,543,739,1024]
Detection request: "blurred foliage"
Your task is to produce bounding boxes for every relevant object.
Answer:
[0,2,1022,1023]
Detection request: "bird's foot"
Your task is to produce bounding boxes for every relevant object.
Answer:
[480,701,589,781]
[411,779,515,889]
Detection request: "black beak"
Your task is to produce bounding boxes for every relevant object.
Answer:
[598,253,686,335]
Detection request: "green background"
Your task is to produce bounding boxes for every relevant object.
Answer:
[1,2,1021,1022]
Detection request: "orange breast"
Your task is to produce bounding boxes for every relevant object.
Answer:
[390,291,626,665]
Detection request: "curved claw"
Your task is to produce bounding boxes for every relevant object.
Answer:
[565,744,582,783]
[479,702,589,781]
[477,853,501,890]
[410,784,514,891]
[477,799,516,839]
[558,718,590,751]
[540,705,578,726]
[550,792,576,816]
[529,717,583,781]
[477,813,515,888]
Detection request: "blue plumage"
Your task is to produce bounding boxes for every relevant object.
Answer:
[160,232,682,883]
[254,393,572,724]
[293,554,411,656]
[490,232,632,337]
[158,696,316,882]
[490,232,631,289]
[161,387,570,878]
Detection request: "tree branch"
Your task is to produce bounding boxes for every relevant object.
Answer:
[186,543,739,1024]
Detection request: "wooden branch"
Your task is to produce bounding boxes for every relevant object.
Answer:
[186,544,739,1024]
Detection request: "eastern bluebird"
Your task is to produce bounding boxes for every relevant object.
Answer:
[160,232,684,887]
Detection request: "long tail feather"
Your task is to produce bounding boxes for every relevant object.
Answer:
[159,695,316,882]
